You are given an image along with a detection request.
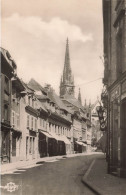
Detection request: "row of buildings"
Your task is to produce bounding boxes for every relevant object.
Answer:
[102,0,126,177]
[1,40,92,164]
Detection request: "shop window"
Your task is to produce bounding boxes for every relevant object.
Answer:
[29,137,32,154]
[33,138,35,154]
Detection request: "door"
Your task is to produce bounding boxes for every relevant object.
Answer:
[26,137,29,160]
[121,99,126,169]
[1,130,10,163]
[32,137,35,159]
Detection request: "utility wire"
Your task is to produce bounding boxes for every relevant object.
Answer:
[75,77,102,87]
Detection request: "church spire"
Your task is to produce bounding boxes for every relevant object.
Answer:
[60,38,75,97]
[78,88,82,105]
[63,38,72,83]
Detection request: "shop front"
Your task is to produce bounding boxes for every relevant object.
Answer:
[11,129,22,162]
[26,130,37,161]
[119,79,126,177]
[38,130,58,157]
[109,84,120,173]
[1,124,11,164]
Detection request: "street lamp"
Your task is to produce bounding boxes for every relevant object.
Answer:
[96,106,106,131]
[96,106,105,119]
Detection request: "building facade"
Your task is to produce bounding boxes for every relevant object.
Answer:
[102,0,126,177]
[1,48,17,163]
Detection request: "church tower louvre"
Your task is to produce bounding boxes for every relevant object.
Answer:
[78,88,82,105]
[60,38,75,97]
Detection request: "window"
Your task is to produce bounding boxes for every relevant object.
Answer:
[31,117,34,129]
[4,76,9,93]
[32,99,34,108]
[35,118,37,130]
[4,92,9,102]
[116,30,123,77]
[12,111,15,126]
[40,118,42,126]
[4,104,9,122]
[27,115,29,128]
[16,114,20,129]
[28,97,30,106]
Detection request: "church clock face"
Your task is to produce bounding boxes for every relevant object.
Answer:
[65,87,74,95]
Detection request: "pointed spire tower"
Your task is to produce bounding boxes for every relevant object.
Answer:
[60,38,75,97]
[78,88,82,105]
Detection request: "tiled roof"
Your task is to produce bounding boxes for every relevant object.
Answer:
[62,94,85,111]
[21,81,34,94]
[48,90,72,113]
[28,78,47,94]
[36,94,50,101]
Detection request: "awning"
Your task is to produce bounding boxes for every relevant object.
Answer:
[76,141,87,146]
[39,130,53,138]
[82,143,87,146]
[60,135,71,145]
[49,132,61,141]
[76,141,83,146]
[48,132,71,144]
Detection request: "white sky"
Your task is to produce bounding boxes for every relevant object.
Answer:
[1,0,104,105]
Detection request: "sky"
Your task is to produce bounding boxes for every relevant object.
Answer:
[1,0,104,105]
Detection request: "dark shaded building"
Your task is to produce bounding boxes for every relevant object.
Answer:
[102,0,126,177]
[1,48,17,163]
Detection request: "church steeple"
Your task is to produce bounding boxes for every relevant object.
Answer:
[60,38,75,97]
[78,88,82,105]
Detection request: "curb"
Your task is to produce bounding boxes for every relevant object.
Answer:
[1,156,57,174]
[81,159,103,195]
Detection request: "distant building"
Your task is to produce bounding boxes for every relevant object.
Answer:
[103,0,126,177]
[60,38,75,98]
[28,79,72,156]
[60,39,92,152]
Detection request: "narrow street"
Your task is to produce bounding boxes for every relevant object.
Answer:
[1,154,101,195]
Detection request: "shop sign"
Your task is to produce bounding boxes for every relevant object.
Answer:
[110,86,120,101]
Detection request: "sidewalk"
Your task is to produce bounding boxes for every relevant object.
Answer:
[82,154,126,195]
[1,152,94,174]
